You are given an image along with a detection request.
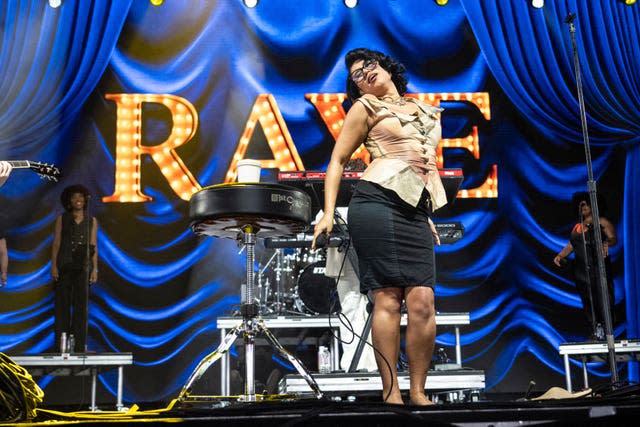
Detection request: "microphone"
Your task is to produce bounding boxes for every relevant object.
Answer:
[524,380,536,400]
[315,233,345,248]
[564,13,576,24]
[315,233,328,248]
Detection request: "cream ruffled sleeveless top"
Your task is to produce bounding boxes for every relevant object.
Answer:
[356,94,448,210]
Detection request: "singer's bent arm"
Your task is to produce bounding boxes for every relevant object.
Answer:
[323,101,369,216]
[312,102,368,246]
[601,218,617,247]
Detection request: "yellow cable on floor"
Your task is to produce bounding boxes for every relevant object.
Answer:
[0,353,44,421]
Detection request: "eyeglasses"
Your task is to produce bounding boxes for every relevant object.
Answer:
[350,59,378,83]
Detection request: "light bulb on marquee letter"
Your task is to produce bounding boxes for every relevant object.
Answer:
[104,94,201,202]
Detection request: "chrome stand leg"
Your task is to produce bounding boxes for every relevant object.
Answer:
[242,319,257,401]
[258,320,323,398]
[177,226,322,403]
[177,324,244,401]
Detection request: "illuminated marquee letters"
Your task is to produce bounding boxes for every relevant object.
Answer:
[103,94,201,202]
[223,94,305,183]
[306,92,497,198]
[104,92,496,203]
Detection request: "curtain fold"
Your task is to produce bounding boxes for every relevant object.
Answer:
[460,0,640,145]
[624,146,640,381]
[0,0,132,155]
[459,0,640,346]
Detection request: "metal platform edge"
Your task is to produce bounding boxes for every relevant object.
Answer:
[279,369,485,393]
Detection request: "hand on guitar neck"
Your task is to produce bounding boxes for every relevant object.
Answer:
[0,161,11,187]
[1,160,61,184]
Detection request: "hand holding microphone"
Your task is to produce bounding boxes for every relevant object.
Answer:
[312,212,334,250]
[315,233,328,248]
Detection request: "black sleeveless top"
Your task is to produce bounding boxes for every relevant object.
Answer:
[57,211,95,271]
[569,222,612,289]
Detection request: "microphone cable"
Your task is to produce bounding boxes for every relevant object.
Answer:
[322,212,396,404]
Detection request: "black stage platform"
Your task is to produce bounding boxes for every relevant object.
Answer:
[21,390,640,426]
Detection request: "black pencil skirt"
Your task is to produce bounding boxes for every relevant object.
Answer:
[347,180,435,294]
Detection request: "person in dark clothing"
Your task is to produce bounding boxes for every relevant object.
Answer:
[1,213,9,287]
[0,236,8,287]
[51,184,98,353]
[554,192,617,341]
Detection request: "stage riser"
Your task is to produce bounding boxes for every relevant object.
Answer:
[279,370,485,396]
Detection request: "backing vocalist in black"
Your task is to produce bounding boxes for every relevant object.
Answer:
[553,192,617,341]
[51,184,98,353]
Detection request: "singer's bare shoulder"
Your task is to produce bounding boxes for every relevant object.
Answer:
[599,217,614,227]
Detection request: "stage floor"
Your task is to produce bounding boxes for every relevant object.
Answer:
[18,390,640,426]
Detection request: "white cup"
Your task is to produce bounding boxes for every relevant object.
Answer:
[236,159,262,182]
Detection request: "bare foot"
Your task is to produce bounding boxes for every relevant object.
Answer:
[382,392,404,405]
[409,393,434,406]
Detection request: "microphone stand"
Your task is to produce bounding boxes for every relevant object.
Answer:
[565,13,618,384]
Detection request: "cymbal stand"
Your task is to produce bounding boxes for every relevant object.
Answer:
[258,250,279,314]
[177,224,323,402]
[274,249,285,314]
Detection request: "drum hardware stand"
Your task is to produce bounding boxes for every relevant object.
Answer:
[274,249,286,314]
[177,224,323,403]
[257,250,279,315]
[347,291,374,373]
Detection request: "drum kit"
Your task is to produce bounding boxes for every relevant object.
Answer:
[257,246,341,316]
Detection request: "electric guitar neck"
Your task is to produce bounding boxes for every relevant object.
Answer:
[5,160,61,182]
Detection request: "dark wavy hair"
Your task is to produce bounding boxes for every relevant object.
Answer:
[345,48,408,102]
[60,184,91,212]
[571,191,608,217]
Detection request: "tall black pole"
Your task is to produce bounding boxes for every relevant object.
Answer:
[565,12,618,384]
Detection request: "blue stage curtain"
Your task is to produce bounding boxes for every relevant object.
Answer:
[0,0,132,155]
[624,147,640,381]
[461,0,640,380]
[2,0,638,401]
[460,0,640,144]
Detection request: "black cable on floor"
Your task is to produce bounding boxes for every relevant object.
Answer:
[0,352,44,422]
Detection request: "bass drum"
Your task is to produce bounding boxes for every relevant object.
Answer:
[294,260,341,315]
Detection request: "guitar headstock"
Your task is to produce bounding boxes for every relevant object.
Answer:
[29,162,62,182]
